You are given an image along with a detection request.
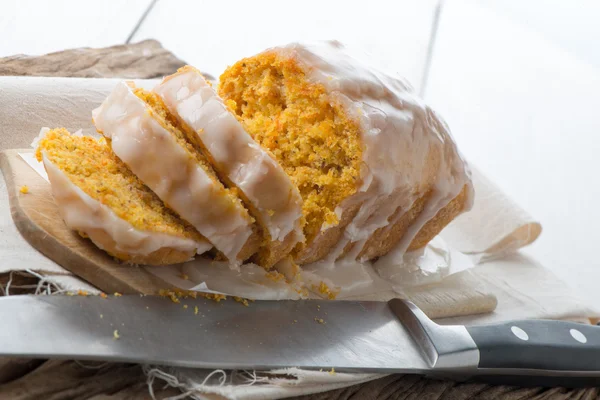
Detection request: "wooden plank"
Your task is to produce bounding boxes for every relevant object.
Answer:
[478,0,600,69]
[0,149,172,295]
[0,0,152,58]
[425,0,600,306]
[130,0,439,92]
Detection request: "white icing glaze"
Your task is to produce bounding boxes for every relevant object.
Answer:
[42,153,210,261]
[154,68,304,245]
[92,82,253,262]
[277,41,474,261]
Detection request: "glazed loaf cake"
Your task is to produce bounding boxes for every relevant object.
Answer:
[43,41,473,268]
[218,41,473,264]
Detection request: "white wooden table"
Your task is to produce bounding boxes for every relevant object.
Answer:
[2,0,599,306]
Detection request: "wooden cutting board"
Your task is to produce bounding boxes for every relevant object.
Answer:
[0,149,171,295]
[0,149,497,318]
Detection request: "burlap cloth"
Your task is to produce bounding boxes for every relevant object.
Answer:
[0,40,597,400]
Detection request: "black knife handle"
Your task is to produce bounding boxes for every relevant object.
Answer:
[466,320,600,371]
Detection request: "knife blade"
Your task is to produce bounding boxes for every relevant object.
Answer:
[0,295,598,386]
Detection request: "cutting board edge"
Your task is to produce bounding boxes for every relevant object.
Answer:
[0,149,171,295]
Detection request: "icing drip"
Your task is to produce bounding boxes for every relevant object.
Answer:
[92,82,253,262]
[154,68,304,245]
[43,154,209,259]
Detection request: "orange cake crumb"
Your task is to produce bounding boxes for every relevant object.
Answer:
[233,296,250,306]
[20,185,29,194]
[265,270,285,283]
[159,289,181,303]
[319,281,339,300]
[200,293,227,302]
[159,288,227,303]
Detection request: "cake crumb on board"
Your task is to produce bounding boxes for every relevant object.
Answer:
[113,330,120,340]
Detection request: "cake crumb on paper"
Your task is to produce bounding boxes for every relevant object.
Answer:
[19,185,29,194]
[233,296,249,306]
[329,368,336,375]
[265,271,285,283]
[314,281,338,300]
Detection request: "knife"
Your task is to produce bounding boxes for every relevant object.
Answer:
[0,295,598,387]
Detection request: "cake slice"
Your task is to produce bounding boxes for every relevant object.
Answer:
[92,81,261,264]
[36,128,210,265]
[218,41,474,264]
[154,67,305,268]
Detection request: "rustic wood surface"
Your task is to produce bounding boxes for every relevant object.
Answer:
[0,39,186,79]
[0,40,597,400]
